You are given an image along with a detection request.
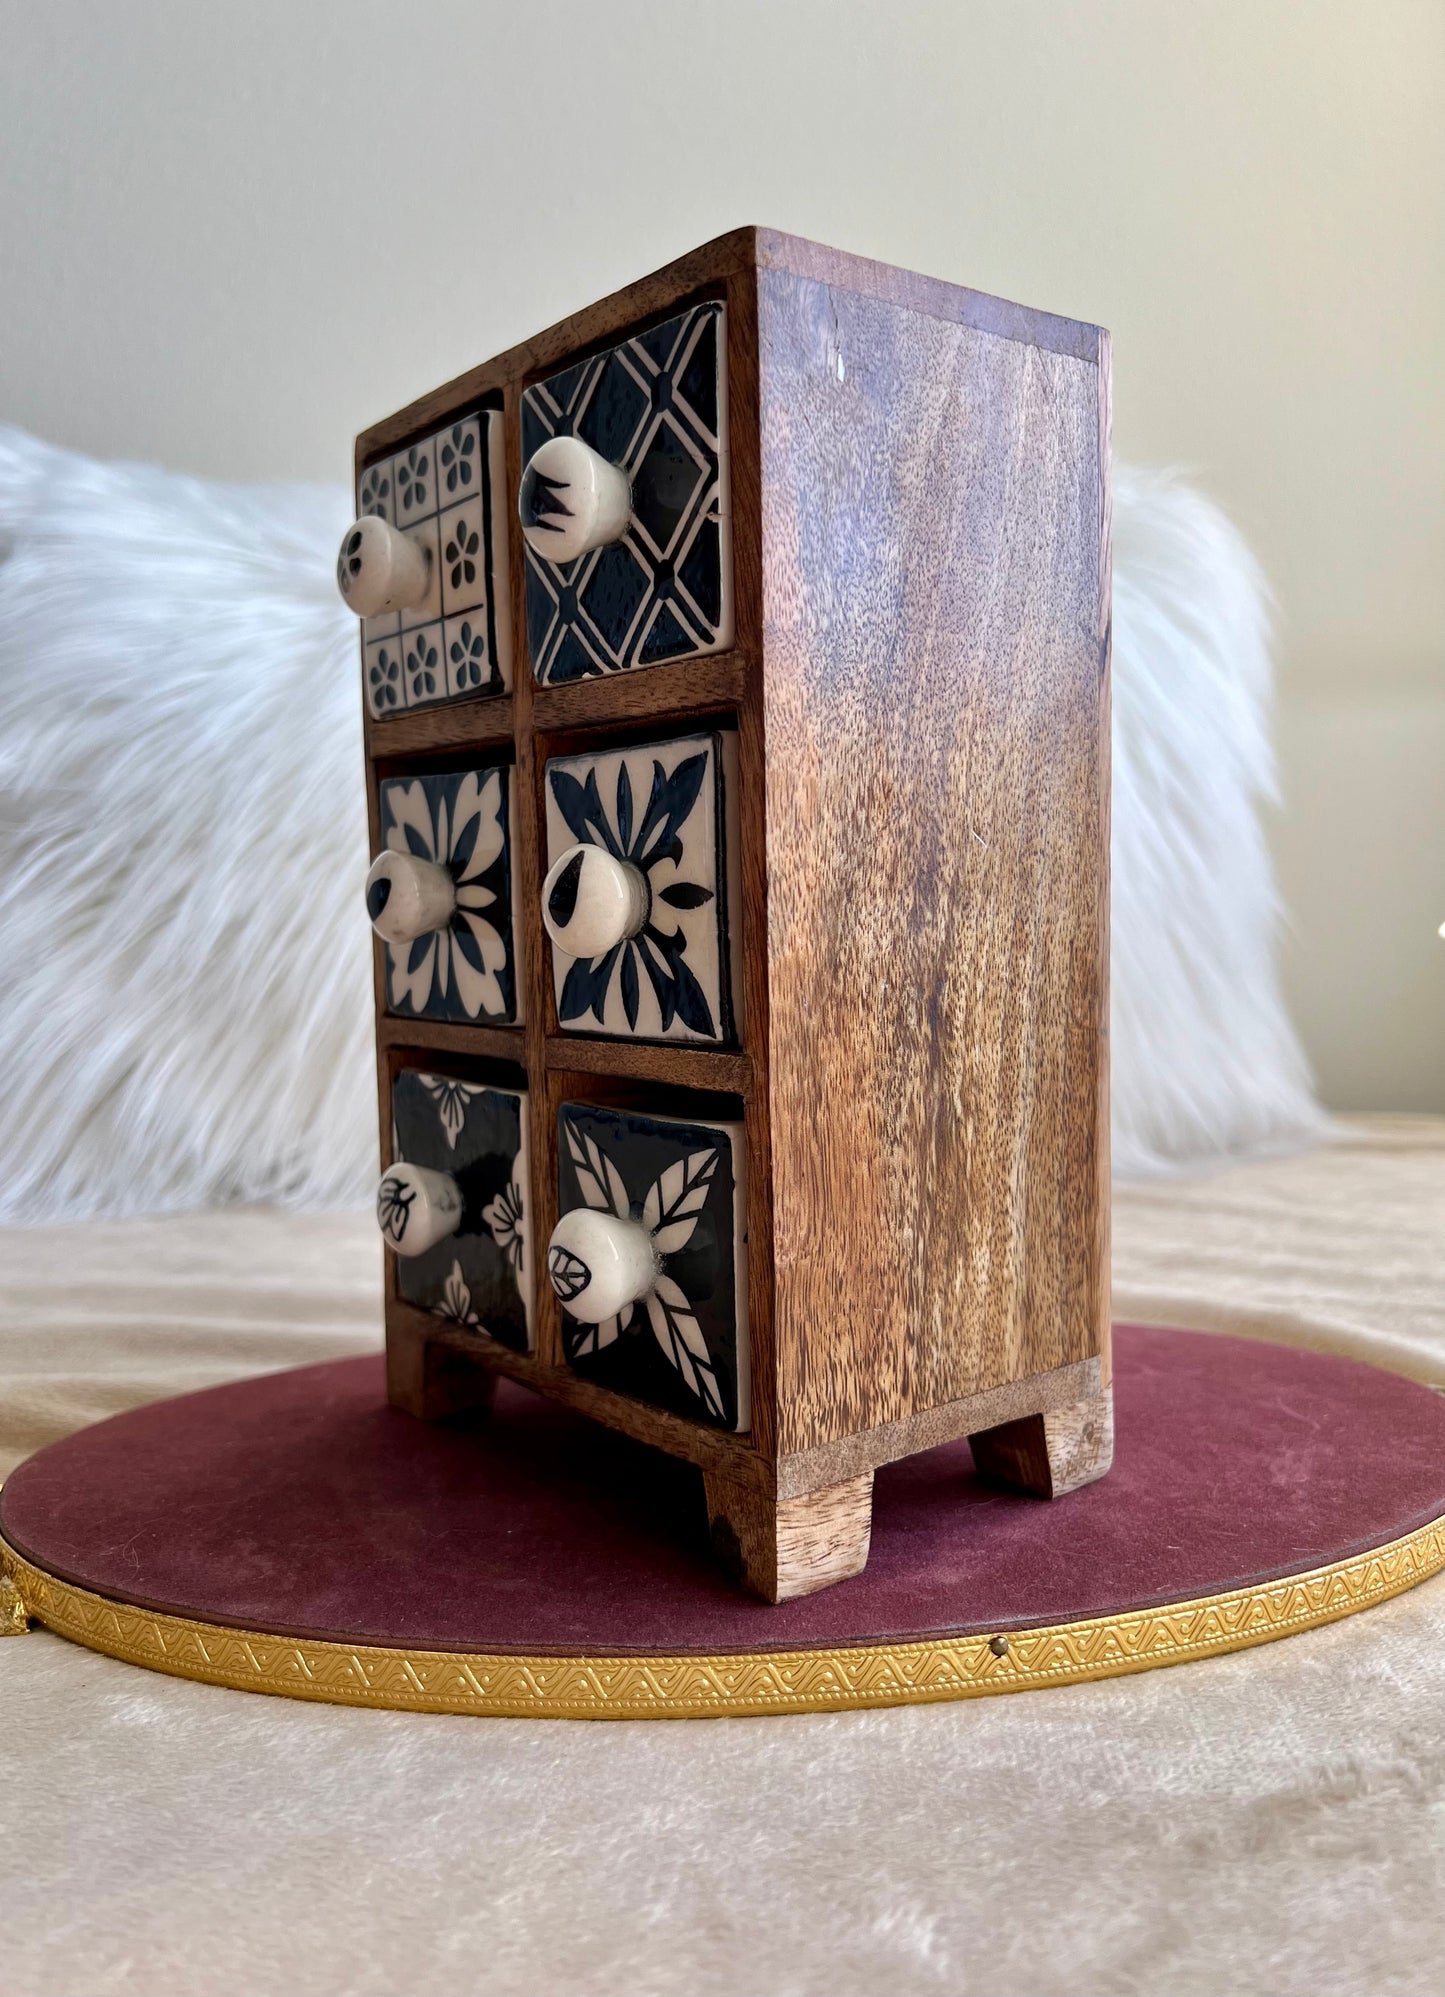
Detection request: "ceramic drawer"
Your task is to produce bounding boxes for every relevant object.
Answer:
[351,409,513,716]
[381,1068,532,1353]
[519,301,732,683]
[541,729,740,1045]
[369,763,523,1026]
[549,1099,748,1432]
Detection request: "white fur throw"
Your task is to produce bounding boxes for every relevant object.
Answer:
[0,428,1320,1218]
[1110,466,1324,1172]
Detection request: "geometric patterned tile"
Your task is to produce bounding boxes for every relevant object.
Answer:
[358,406,513,717]
[523,303,732,683]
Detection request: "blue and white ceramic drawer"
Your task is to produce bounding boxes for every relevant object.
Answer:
[548,1100,748,1431]
[366,764,523,1026]
[519,301,732,683]
[340,409,513,716]
[542,730,740,1045]
[378,1069,532,1353]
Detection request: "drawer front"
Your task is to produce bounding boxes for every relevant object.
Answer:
[372,765,522,1025]
[521,302,732,682]
[386,1069,532,1352]
[359,409,512,716]
[542,731,739,1045]
[550,1100,748,1432]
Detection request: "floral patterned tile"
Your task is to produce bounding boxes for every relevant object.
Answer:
[390,1068,531,1352]
[393,440,435,526]
[552,1100,748,1430]
[375,764,522,1024]
[356,408,512,715]
[399,622,443,706]
[365,635,406,717]
[444,614,496,700]
[435,417,482,505]
[439,498,486,618]
[358,459,393,523]
[543,730,740,1044]
[522,301,732,683]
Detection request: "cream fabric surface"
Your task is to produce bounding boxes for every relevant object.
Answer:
[4,1115,1445,1997]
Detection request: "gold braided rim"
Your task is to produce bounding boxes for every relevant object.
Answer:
[5,1514,1444,1719]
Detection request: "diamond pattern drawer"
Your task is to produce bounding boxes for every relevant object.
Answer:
[520,302,732,683]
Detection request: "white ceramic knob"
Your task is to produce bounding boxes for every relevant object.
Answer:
[541,844,649,961]
[376,1162,463,1258]
[518,435,631,563]
[336,516,432,617]
[365,850,457,945]
[547,1207,658,1324]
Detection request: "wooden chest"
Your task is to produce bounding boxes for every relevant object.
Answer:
[340,227,1112,1600]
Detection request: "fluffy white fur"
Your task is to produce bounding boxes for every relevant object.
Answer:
[1110,467,1324,1172]
[0,429,373,1216]
[0,429,1320,1219]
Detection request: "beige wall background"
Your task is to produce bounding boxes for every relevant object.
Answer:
[2,0,1441,1109]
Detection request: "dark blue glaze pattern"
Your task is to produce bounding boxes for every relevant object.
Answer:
[523,303,730,682]
[554,1101,746,1431]
[391,1070,530,1353]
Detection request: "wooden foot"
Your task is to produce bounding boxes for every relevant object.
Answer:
[969,1387,1114,1499]
[702,1470,874,1602]
[386,1324,498,1424]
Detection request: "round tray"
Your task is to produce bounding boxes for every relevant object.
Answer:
[4,1324,1443,1719]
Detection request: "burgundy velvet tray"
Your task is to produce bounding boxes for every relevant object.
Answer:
[4,1324,1444,1718]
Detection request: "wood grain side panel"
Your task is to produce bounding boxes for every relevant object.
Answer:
[1094,329,1114,1390]
[755,229,1101,365]
[758,268,1108,1454]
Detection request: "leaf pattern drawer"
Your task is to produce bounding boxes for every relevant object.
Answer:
[347,408,513,717]
[519,301,732,682]
[548,1101,748,1431]
[367,765,523,1026]
[541,731,739,1044]
[379,1069,532,1353]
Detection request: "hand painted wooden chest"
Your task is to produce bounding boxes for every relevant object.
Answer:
[339,228,1113,1600]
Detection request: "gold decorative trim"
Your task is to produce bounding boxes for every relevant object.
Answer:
[3,1517,1443,1720]
[0,1572,30,1635]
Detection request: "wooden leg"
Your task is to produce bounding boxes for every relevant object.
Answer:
[702,1470,874,1602]
[969,1386,1114,1499]
[386,1322,498,1424]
